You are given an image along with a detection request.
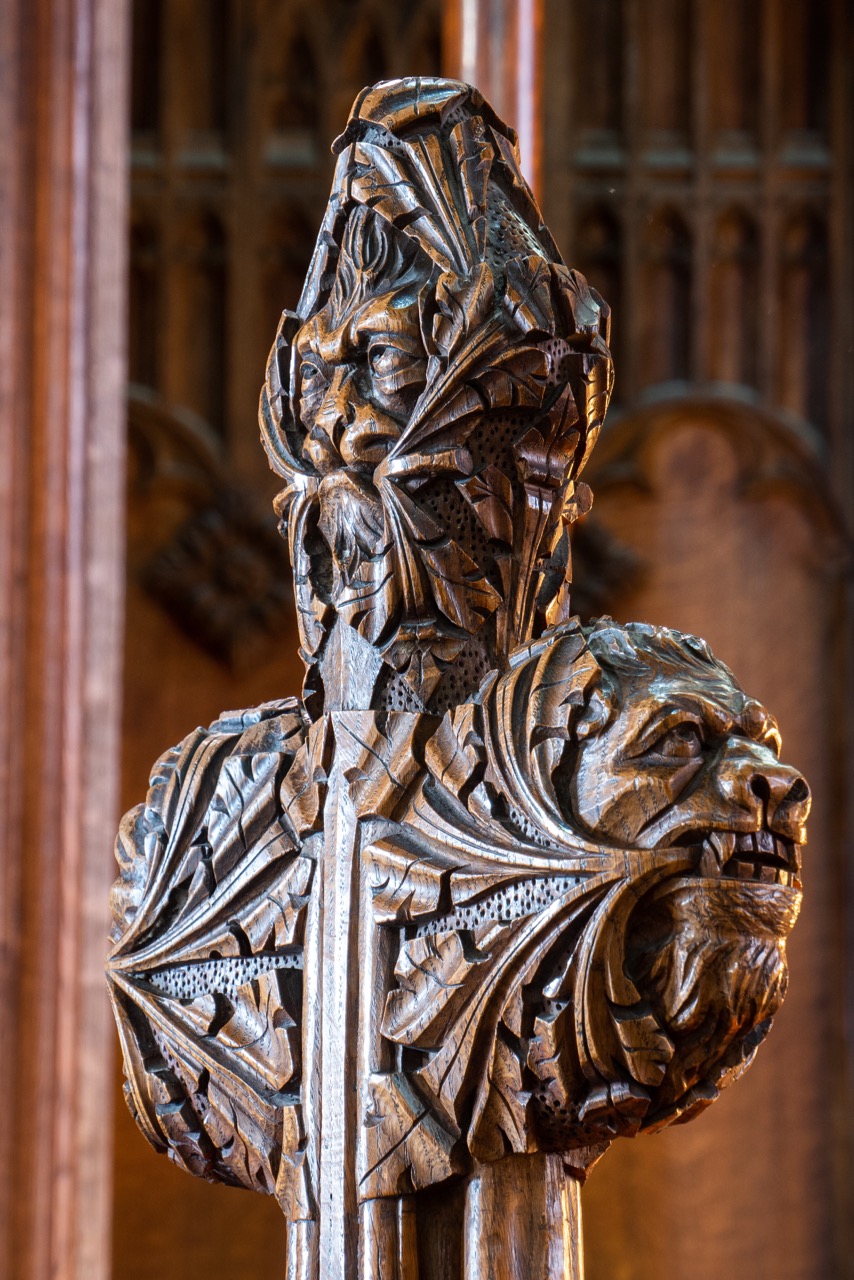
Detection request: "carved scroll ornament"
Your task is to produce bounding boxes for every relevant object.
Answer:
[107,79,810,1280]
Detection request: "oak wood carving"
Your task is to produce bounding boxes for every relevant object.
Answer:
[107,79,811,1279]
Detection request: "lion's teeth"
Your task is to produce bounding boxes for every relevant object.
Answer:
[734,860,754,879]
[735,833,755,854]
[697,842,720,877]
[759,865,776,884]
[709,831,736,867]
[756,830,775,855]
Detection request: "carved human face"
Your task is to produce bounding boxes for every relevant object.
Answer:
[571,661,809,886]
[295,282,428,477]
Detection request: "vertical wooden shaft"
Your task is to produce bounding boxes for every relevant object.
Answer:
[361,1198,419,1280]
[0,0,129,1276]
[443,0,545,196]
[463,1155,583,1280]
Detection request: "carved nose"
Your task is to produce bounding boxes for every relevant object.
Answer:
[316,368,356,444]
[750,768,811,842]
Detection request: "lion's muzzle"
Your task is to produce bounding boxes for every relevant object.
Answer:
[713,738,811,845]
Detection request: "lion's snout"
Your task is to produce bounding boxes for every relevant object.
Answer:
[717,742,811,844]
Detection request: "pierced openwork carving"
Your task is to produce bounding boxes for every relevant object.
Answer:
[108,78,810,1280]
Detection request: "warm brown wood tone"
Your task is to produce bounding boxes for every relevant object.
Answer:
[578,396,849,1280]
[109,79,813,1279]
[532,4,854,1272]
[0,1,130,1278]
[443,0,544,195]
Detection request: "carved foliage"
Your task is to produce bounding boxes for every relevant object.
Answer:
[361,619,806,1191]
[259,79,613,712]
[107,699,315,1210]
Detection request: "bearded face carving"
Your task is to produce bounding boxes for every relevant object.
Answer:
[259,79,613,715]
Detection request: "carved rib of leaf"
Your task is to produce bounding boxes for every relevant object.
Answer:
[409,884,611,1130]
[383,930,490,1050]
[193,968,299,1093]
[359,1072,462,1199]
[336,546,399,646]
[368,841,450,923]
[351,137,471,276]
[423,702,486,800]
[558,872,677,1093]
[384,321,505,459]
[386,484,501,633]
[432,264,495,360]
[573,348,616,475]
[468,1033,531,1162]
[110,705,310,978]
[286,488,330,660]
[110,730,239,955]
[279,720,330,838]
[503,256,557,336]
[474,345,550,413]
[457,465,514,544]
[207,751,291,884]
[111,975,289,1194]
[449,117,493,259]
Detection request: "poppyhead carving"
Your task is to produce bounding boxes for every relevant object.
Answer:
[259,78,613,716]
[108,78,809,1276]
[366,618,809,1179]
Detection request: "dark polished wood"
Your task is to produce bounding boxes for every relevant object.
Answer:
[0,1,130,1278]
[109,78,811,1279]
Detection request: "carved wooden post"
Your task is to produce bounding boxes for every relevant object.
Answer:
[108,79,810,1280]
[0,1,129,1277]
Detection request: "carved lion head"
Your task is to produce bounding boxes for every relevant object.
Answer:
[372,618,808,1179]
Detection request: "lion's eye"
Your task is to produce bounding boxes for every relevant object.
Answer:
[300,360,323,388]
[648,722,705,760]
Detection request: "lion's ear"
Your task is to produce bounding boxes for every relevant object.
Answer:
[575,687,611,740]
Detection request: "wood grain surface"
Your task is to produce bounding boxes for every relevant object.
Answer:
[0,2,129,1278]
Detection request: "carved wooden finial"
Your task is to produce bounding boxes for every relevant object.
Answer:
[258,76,612,716]
[107,78,810,1279]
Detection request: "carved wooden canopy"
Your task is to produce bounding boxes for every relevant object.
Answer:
[107,78,810,1280]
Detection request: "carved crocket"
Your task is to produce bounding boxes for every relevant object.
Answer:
[108,80,809,1280]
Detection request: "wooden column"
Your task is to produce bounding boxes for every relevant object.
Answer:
[0,1,129,1277]
[443,0,544,195]
[463,1156,583,1280]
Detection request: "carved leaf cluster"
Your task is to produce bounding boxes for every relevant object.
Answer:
[107,700,314,1202]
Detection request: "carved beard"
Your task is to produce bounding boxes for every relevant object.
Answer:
[627,878,795,1110]
[317,471,386,583]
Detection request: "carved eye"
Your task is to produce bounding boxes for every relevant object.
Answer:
[648,721,705,761]
[369,345,398,376]
[300,359,324,390]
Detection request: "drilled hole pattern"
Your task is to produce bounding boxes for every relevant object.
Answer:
[431,637,493,714]
[485,184,546,267]
[146,951,303,1001]
[416,874,581,937]
[507,802,561,849]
